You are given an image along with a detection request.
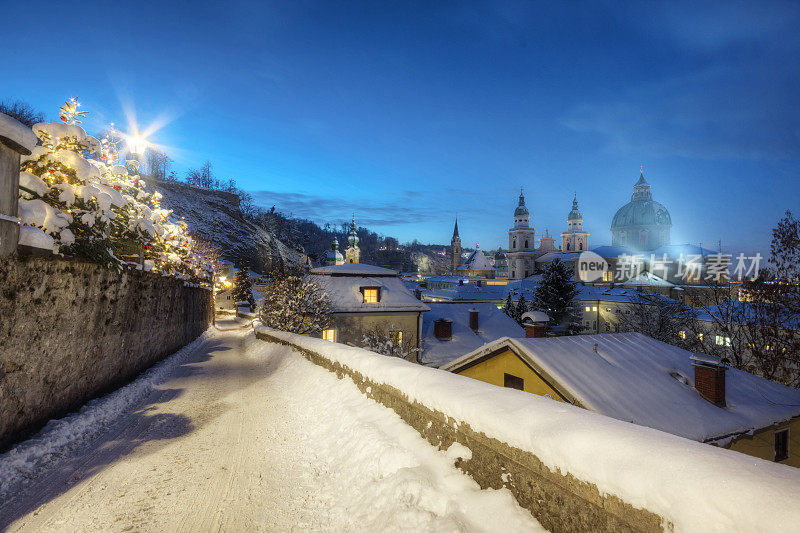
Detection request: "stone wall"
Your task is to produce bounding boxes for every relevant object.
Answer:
[0,256,213,448]
[254,328,668,532]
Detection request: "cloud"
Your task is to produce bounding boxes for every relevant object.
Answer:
[561,63,800,160]
[250,188,497,230]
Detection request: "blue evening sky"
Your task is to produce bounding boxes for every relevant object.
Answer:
[2,1,798,257]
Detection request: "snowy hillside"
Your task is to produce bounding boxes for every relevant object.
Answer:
[144,178,301,273]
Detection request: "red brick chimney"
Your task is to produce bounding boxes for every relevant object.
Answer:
[691,355,727,407]
[469,309,479,331]
[525,324,546,338]
[434,318,452,340]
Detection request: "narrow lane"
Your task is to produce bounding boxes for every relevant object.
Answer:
[0,321,541,532]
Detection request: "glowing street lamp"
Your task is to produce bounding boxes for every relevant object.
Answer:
[127,133,148,156]
[126,132,149,172]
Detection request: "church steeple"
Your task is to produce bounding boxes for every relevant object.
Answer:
[562,193,589,252]
[345,215,360,264]
[451,216,462,273]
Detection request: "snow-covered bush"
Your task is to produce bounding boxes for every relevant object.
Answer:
[258,271,332,335]
[15,103,211,284]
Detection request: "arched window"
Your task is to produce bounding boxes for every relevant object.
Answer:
[524,240,528,248]
[579,242,583,250]
[566,242,570,250]
[512,239,517,249]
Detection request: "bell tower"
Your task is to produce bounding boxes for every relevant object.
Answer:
[506,187,536,279]
[562,194,589,252]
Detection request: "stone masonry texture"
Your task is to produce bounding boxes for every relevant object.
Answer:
[0,255,212,448]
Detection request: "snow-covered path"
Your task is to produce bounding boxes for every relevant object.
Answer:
[0,321,542,532]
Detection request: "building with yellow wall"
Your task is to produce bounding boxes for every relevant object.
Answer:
[442,333,800,468]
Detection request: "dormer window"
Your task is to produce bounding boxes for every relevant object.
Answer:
[361,287,381,303]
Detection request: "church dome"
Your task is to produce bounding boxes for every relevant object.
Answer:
[611,172,672,230]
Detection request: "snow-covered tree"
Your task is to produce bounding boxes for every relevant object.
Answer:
[503,293,514,319]
[15,100,211,283]
[361,324,418,360]
[232,262,255,311]
[532,258,580,333]
[259,271,332,334]
[514,294,529,325]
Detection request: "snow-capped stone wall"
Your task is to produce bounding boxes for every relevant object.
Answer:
[255,326,800,532]
[0,256,213,448]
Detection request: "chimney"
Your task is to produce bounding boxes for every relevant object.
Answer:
[525,324,546,338]
[691,355,726,407]
[434,318,452,340]
[414,289,422,300]
[469,309,479,331]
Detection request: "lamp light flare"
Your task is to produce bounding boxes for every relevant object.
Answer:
[126,132,149,156]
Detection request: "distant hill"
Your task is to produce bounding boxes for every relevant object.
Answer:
[144,177,302,273]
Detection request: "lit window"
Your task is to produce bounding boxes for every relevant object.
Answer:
[678,331,686,340]
[697,333,704,341]
[389,329,403,346]
[322,329,337,342]
[602,271,614,282]
[362,287,380,303]
[585,306,591,312]
[715,335,731,347]
[775,429,789,462]
[592,306,598,312]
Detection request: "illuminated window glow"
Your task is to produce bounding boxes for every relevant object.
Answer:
[362,287,380,303]
[322,329,337,342]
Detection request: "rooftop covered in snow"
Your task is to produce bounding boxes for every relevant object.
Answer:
[310,263,398,277]
[443,333,800,442]
[420,302,524,367]
[309,266,429,313]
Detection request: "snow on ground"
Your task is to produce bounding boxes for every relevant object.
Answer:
[0,331,215,499]
[0,321,542,532]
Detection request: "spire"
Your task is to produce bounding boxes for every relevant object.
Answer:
[347,215,359,248]
[519,186,525,206]
[572,193,579,210]
[632,167,652,201]
[635,166,648,186]
[452,216,460,239]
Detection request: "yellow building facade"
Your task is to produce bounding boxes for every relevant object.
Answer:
[449,343,800,468]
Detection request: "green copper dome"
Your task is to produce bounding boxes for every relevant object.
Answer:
[611,172,672,230]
